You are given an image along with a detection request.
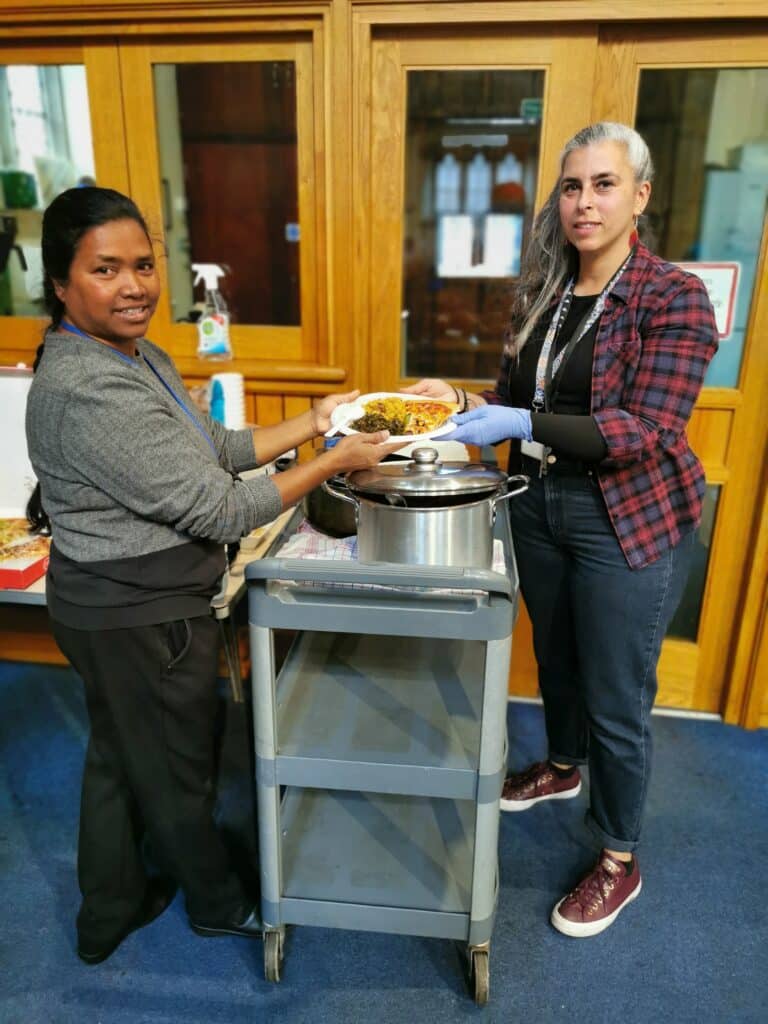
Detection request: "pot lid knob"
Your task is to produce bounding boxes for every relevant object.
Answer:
[411,446,440,465]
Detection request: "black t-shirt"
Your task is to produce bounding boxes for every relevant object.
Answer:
[506,293,598,414]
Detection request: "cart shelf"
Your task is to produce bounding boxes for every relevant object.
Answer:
[271,631,491,799]
[278,787,476,940]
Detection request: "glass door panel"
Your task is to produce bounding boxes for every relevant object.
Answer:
[367,29,597,393]
[154,61,300,328]
[0,63,94,318]
[403,69,544,381]
[120,39,320,364]
[635,68,768,388]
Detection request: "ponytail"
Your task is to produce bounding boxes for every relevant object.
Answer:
[26,342,50,534]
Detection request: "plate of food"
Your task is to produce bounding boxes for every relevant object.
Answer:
[329,392,460,442]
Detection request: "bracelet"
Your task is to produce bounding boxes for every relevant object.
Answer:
[460,388,469,413]
[450,383,460,405]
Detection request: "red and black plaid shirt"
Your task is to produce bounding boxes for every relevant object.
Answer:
[487,244,718,569]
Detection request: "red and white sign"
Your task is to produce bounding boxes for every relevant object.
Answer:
[676,262,740,339]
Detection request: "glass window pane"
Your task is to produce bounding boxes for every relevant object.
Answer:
[0,65,94,317]
[402,70,544,380]
[667,485,720,641]
[153,62,300,328]
[636,68,768,388]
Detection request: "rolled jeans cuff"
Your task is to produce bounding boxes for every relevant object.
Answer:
[548,749,587,768]
[585,810,640,854]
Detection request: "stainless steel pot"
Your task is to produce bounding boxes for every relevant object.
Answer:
[303,472,357,537]
[324,447,528,569]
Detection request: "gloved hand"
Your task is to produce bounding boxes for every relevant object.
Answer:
[443,405,533,446]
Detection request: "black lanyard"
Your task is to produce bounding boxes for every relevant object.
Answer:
[543,298,598,413]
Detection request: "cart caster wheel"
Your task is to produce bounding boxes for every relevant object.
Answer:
[470,949,489,1006]
[264,930,284,982]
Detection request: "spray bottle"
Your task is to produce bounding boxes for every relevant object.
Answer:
[192,263,232,360]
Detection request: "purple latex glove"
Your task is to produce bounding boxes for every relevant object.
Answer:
[443,405,533,446]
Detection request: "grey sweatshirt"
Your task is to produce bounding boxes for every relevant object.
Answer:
[26,329,282,561]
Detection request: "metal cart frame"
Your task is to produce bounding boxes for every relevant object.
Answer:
[245,512,518,1005]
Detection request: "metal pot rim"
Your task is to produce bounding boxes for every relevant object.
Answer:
[346,459,507,500]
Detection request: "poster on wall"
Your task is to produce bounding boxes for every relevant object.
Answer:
[675,262,740,340]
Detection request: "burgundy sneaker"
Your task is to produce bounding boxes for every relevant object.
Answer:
[551,851,642,937]
[500,760,581,812]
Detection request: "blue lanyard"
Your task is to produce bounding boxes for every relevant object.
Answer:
[142,355,218,457]
[59,321,218,457]
[60,321,137,365]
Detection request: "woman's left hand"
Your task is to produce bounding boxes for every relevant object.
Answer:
[443,405,533,446]
[311,389,361,435]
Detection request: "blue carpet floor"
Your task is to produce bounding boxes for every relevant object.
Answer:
[1,660,766,1024]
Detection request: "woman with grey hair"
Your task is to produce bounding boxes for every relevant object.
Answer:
[405,122,717,937]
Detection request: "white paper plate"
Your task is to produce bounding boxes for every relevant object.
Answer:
[330,392,458,443]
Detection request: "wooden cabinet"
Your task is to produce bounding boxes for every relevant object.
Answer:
[0,1,766,726]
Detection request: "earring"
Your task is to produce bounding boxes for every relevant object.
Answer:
[629,215,639,248]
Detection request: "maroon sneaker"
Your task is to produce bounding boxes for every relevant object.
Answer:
[500,760,581,812]
[551,851,642,937]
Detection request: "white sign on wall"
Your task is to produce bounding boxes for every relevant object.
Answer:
[0,367,36,518]
[676,262,740,339]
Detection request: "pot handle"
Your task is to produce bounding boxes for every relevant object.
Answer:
[493,474,530,508]
[321,478,358,507]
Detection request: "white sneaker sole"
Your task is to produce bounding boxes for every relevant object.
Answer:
[550,877,642,937]
[500,777,582,812]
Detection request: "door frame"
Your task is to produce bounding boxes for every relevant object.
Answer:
[592,22,768,718]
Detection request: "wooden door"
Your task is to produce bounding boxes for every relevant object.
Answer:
[363,26,597,392]
[592,24,768,715]
[359,25,597,701]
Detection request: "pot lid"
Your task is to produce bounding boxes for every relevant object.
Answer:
[346,446,507,497]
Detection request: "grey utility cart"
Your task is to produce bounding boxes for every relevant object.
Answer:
[245,511,518,1005]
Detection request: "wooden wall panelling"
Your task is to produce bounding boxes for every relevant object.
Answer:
[327,0,355,387]
[283,394,314,460]
[255,394,285,425]
[725,460,768,728]
[366,35,403,393]
[295,32,324,364]
[4,1,768,33]
[687,408,732,484]
[0,607,65,665]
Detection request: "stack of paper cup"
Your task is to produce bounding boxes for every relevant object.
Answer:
[210,372,246,429]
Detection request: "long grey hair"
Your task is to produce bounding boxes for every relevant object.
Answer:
[505,121,654,355]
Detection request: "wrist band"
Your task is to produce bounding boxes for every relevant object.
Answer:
[460,389,468,413]
[451,383,460,405]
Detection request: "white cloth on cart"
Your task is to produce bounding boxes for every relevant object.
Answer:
[273,521,507,594]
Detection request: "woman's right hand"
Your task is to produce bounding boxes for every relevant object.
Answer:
[328,431,405,474]
[400,378,457,402]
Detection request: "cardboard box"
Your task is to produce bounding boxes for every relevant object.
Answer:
[0,518,50,589]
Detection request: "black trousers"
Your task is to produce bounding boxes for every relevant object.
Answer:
[52,614,247,946]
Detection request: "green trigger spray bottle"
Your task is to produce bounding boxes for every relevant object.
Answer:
[192,263,232,360]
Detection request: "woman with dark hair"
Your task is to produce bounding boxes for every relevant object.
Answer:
[25,186,400,964]
[405,122,718,937]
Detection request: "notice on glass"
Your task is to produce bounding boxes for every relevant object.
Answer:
[676,262,740,339]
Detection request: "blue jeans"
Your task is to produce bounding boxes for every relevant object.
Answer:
[508,470,695,853]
